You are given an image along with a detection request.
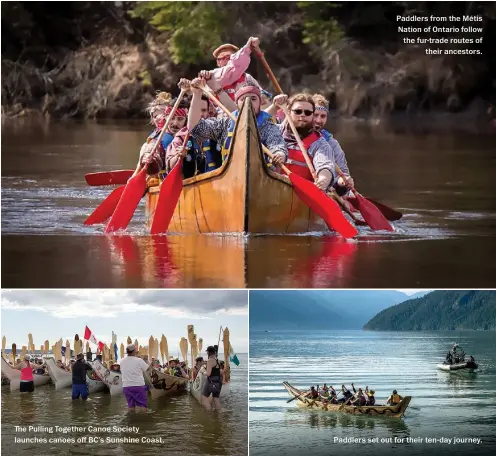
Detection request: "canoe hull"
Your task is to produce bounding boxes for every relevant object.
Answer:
[146,367,188,400]
[1,357,51,391]
[189,367,230,405]
[45,358,105,392]
[283,382,411,418]
[92,359,123,396]
[145,99,328,234]
[437,362,478,373]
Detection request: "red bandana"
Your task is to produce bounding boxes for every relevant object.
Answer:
[165,106,188,118]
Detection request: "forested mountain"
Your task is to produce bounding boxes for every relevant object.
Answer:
[249,290,426,330]
[364,290,496,331]
[1,2,495,121]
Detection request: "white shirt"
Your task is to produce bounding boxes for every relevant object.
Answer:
[120,356,149,387]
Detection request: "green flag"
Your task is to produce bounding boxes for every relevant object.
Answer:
[229,343,240,366]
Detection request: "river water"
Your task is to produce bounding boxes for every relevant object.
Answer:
[249,330,496,456]
[1,354,247,456]
[1,119,495,288]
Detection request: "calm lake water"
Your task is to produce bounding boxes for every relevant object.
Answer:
[2,119,495,288]
[249,330,496,456]
[1,354,247,456]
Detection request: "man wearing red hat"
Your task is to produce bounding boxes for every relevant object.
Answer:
[199,37,262,103]
[166,80,287,171]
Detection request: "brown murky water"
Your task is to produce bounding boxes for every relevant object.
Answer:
[1,119,495,288]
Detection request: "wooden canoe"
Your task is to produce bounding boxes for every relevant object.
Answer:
[283,382,411,418]
[145,98,328,234]
[189,366,230,404]
[146,366,188,400]
[1,356,51,391]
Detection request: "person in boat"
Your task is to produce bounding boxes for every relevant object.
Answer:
[328,389,339,404]
[167,81,287,171]
[321,383,329,393]
[71,353,93,401]
[193,356,204,381]
[120,344,150,413]
[446,351,454,364]
[168,359,189,379]
[202,345,224,411]
[56,359,69,371]
[272,93,335,191]
[198,37,263,103]
[307,386,319,399]
[366,390,376,406]
[133,92,189,179]
[312,94,355,195]
[386,390,403,406]
[109,363,121,373]
[338,384,354,403]
[12,355,39,393]
[352,388,367,406]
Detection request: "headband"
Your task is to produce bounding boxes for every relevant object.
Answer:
[165,106,188,118]
[234,85,261,103]
[315,105,329,112]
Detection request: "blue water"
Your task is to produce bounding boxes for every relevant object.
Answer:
[250,330,496,456]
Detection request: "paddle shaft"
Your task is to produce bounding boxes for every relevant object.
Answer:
[252,48,283,94]
[288,388,311,403]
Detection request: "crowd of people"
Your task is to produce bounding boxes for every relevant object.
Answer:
[304,383,404,408]
[134,36,356,211]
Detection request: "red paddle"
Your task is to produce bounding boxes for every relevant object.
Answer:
[199,84,357,239]
[84,185,126,225]
[350,197,403,221]
[104,168,147,233]
[150,135,189,235]
[85,170,134,186]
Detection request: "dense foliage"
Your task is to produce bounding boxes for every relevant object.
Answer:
[364,291,496,331]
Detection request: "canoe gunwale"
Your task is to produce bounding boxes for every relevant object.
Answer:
[283,381,411,418]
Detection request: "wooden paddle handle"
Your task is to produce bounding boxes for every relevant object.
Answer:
[252,48,283,94]
[200,85,293,175]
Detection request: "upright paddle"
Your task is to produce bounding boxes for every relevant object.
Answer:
[105,89,187,233]
[85,170,134,186]
[150,133,189,234]
[200,84,357,239]
[2,336,5,359]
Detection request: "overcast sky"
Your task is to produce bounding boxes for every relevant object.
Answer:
[1,290,248,353]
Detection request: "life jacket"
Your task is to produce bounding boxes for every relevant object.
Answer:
[223,74,246,101]
[203,140,222,172]
[222,110,272,161]
[20,362,33,382]
[391,394,401,404]
[321,128,333,141]
[285,131,321,181]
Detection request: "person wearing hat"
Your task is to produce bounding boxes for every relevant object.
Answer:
[12,354,39,393]
[167,78,287,171]
[272,93,335,191]
[198,37,263,103]
[71,353,94,401]
[386,390,403,406]
[201,345,224,411]
[119,344,150,412]
[312,93,354,196]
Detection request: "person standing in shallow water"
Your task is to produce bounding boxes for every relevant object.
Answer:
[71,353,93,401]
[120,344,150,413]
[202,346,224,412]
[13,354,39,393]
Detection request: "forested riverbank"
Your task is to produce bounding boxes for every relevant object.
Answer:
[2,1,495,124]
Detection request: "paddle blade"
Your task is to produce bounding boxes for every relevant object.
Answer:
[354,193,394,231]
[85,170,134,186]
[105,168,147,233]
[289,173,358,238]
[150,161,184,235]
[366,198,403,221]
[84,185,126,225]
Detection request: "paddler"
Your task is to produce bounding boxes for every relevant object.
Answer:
[366,390,376,406]
[120,344,150,413]
[386,389,403,406]
[272,93,336,191]
[312,94,355,195]
[132,92,189,179]
[167,80,287,170]
[198,37,263,103]
[12,355,39,393]
[71,353,93,401]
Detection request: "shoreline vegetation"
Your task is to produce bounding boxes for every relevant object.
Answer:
[1,2,495,126]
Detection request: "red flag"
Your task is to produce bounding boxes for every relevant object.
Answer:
[84,326,105,351]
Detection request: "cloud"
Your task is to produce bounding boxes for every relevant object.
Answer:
[1,290,248,319]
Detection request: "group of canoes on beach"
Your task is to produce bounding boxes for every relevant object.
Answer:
[135,36,357,211]
[305,383,403,407]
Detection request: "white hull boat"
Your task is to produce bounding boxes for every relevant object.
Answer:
[92,359,123,396]
[1,356,51,391]
[45,358,105,392]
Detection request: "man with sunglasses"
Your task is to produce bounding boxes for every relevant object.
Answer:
[273,93,335,191]
[166,80,287,171]
[198,37,262,103]
[313,94,355,194]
